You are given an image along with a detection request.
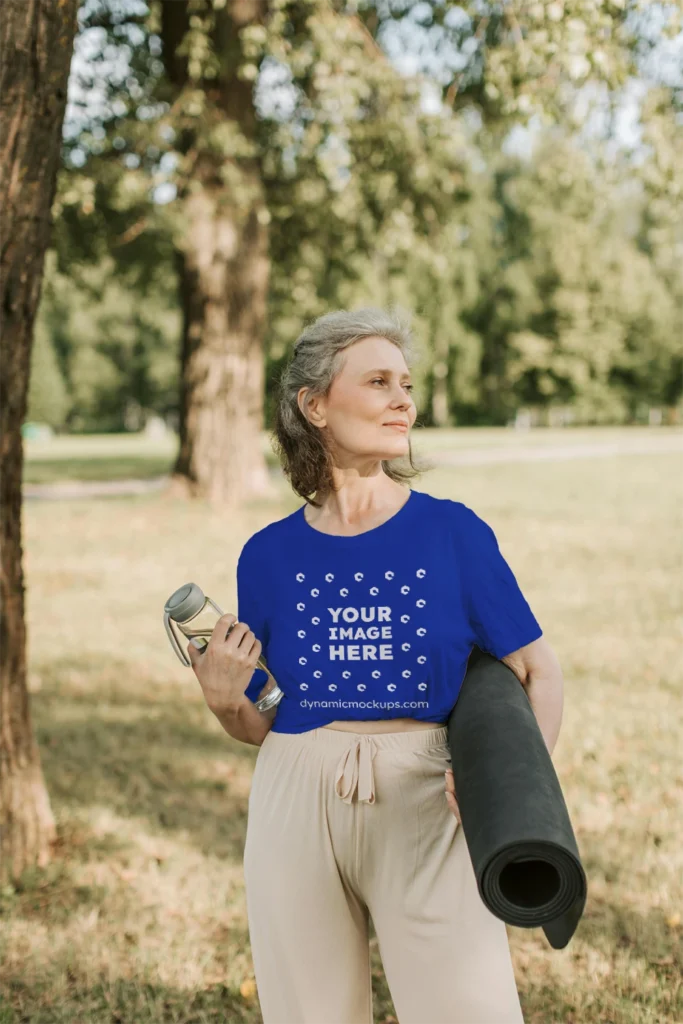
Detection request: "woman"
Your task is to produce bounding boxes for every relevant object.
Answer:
[189,307,560,1023]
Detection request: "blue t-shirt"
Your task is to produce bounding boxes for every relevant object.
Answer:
[236,487,543,734]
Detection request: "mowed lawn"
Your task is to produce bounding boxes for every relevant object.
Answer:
[2,429,682,1023]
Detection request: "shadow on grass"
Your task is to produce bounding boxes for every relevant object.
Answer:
[1,947,399,1024]
[1,942,259,1024]
[575,838,682,977]
[508,836,683,1023]
[19,665,681,1024]
[31,664,259,866]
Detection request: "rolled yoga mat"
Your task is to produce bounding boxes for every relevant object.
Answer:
[446,646,587,950]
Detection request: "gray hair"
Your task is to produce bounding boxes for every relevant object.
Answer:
[270,306,435,508]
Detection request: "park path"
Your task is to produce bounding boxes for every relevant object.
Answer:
[427,433,683,465]
[22,433,682,500]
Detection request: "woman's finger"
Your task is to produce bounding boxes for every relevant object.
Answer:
[444,770,460,822]
[445,791,461,823]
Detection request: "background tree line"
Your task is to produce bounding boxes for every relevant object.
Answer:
[28,0,682,452]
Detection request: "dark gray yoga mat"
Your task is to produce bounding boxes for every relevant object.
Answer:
[446,646,587,950]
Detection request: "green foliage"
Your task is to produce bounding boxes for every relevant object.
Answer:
[41,0,682,434]
[33,251,180,432]
[26,308,71,430]
[464,135,681,423]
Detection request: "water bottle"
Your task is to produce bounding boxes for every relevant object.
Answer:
[163,582,282,711]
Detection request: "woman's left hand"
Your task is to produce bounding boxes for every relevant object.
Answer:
[444,769,461,823]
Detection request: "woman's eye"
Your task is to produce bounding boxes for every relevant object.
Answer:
[372,378,413,392]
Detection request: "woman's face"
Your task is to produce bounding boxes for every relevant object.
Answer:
[300,335,417,463]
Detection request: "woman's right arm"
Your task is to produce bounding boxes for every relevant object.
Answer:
[186,610,279,747]
[211,685,278,747]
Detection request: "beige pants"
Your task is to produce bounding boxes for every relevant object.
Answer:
[244,724,525,1024]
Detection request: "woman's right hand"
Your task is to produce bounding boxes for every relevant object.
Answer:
[187,613,262,714]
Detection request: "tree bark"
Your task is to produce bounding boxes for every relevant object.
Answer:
[161,0,277,508]
[0,0,80,885]
[169,167,275,508]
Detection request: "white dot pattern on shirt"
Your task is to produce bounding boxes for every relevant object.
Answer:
[294,567,429,693]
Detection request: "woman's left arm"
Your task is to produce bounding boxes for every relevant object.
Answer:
[501,636,564,757]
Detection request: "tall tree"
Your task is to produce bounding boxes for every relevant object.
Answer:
[159,0,277,507]
[145,0,473,503]
[55,0,666,472]
[62,0,634,503]
[0,0,81,885]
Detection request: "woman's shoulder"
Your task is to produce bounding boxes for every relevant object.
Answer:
[425,494,483,529]
[427,497,498,555]
[238,505,301,562]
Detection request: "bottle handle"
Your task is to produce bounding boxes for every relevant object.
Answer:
[164,612,191,667]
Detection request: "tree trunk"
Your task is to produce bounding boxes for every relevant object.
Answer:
[169,175,275,508]
[0,0,80,885]
[161,0,277,508]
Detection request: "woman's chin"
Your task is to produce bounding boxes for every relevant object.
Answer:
[380,441,409,458]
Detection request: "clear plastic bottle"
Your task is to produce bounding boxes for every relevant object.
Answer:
[163,582,283,711]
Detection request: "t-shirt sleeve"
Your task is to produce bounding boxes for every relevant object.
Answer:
[236,539,271,703]
[458,504,543,660]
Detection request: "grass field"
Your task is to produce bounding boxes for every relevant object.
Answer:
[2,428,682,1023]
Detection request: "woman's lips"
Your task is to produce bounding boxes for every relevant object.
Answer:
[384,423,408,432]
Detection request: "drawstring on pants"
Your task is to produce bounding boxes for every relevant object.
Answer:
[334,734,379,804]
